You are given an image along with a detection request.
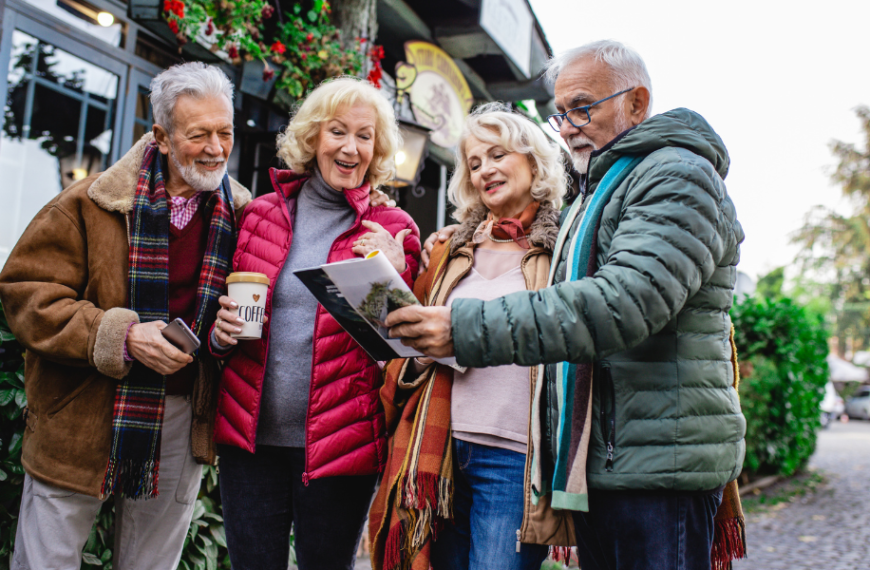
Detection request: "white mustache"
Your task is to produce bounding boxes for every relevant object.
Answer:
[567,135,596,152]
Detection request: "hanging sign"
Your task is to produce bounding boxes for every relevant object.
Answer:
[397,41,473,148]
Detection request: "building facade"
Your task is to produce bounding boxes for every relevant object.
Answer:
[0,0,556,268]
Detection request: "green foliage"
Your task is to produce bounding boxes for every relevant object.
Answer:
[0,303,26,568]
[731,295,829,477]
[793,105,870,354]
[165,0,373,102]
[0,302,230,569]
[756,266,785,300]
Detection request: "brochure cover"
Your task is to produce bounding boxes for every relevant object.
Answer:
[294,250,462,370]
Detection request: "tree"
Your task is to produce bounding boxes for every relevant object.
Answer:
[794,106,870,355]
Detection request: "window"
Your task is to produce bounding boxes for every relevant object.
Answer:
[0,30,119,267]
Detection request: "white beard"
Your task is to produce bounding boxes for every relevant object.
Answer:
[569,111,633,175]
[170,146,227,192]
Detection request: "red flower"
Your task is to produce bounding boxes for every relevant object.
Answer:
[367,66,382,88]
[205,18,214,36]
[227,45,239,59]
[306,33,314,42]
[263,67,275,81]
[164,1,171,12]
[261,4,275,19]
[301,53,307,60]
[168,19,180,34]
[169,0,184,17]
[270,41,286,54]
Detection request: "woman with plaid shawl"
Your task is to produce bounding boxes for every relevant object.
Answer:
[369,105,575,570]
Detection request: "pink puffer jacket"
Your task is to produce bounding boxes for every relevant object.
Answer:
[213,168,420,482]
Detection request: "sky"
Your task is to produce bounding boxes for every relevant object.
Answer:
[528,0,870,280]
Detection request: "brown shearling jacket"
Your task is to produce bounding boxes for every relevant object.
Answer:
[0,134,251,498]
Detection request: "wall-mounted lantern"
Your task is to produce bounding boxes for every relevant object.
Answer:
[387,118,431,188]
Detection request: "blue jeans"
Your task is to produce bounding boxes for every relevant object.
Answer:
[572,486,724,570]
[431,439,549,570]
[217,445,377,570]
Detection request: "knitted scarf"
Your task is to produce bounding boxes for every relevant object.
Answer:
[101,142,235,499]
[369,241,454,570]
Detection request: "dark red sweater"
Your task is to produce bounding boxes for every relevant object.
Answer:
[166,206,209,395]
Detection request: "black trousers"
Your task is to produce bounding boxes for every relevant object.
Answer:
[218,444,377,570]
[572,487,724,570]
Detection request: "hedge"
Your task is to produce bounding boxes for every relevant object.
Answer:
[731,294,829,477]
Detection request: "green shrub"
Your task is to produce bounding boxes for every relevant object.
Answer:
[731,295,829,477]
[0,302,229,569]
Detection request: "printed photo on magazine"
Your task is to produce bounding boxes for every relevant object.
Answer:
[293,250,463,371]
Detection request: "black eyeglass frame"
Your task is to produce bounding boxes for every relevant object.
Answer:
[547,87,635,131]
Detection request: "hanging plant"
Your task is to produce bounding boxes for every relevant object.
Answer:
[163,0,382,102]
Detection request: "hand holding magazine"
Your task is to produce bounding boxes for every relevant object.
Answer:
[294,250,464,371]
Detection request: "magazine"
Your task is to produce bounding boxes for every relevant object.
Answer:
[293,250,463,370]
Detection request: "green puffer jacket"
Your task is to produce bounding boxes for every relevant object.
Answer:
[452,108,746,492]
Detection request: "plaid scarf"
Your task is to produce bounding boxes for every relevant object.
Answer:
[369,242,454,570]
[101,142,235,499]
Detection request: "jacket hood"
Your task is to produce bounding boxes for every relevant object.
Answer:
[450,200,561,254]
[589,108,730,187]
[87,132,252,214]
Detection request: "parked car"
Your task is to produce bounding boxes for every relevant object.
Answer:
[820,381,845,427]
[845,386,870,420]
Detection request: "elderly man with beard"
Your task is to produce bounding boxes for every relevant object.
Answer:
[388,40,746,569]
[0,62,252,570]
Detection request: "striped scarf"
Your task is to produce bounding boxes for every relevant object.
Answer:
[548,155,746,569]
[548,155,644,511]
[101,142,235,499]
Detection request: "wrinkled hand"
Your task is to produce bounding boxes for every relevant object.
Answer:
[421,224,459,270]
[214,295,269,347]
[369,187,396,208]
[126,321,193,375]
[352,220,411,273]
[386,305,454,358]
[214,296,243,347]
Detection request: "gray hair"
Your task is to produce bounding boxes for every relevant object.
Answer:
[545,40,653,119]
[150,62,234,132]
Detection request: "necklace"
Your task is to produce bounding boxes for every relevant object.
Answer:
[487,234,514,243]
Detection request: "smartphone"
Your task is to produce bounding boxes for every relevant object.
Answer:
[161,318,201,354]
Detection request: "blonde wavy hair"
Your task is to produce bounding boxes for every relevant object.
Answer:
[276,77,398,188]
[448,103,568,222]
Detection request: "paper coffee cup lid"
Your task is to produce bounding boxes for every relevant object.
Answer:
[226,272,270,285]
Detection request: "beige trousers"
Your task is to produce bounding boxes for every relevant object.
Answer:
[12,396,202,570]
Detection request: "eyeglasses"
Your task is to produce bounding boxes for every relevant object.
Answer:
[547,87,635,131]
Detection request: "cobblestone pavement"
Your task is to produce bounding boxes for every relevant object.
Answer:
[733,420,870,570]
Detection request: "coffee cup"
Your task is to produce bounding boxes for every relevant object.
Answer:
[226,272,270,339]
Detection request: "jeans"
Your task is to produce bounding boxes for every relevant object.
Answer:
[431,439,549,570]
[218,445,377,570]
[572,486,724,570]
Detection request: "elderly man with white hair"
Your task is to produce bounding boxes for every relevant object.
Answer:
[0,62,252,569]
[387,40,746,569]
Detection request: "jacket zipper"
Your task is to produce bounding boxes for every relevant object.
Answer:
[600,364,616,471]
[302,203,370,485]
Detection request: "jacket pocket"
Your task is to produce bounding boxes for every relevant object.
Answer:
[599,364,616,472]
[45,373,98,418]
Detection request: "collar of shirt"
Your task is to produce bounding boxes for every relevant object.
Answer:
[168,191,207,230]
